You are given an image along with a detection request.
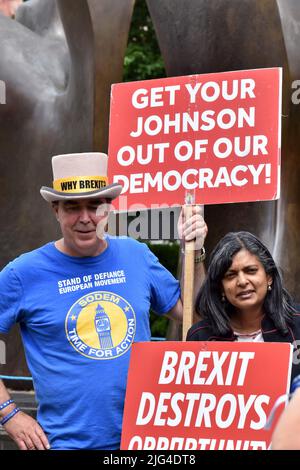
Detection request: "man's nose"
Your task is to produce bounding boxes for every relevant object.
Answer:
[78,208,92,223]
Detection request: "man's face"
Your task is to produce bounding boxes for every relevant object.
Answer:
[53,198,110,257]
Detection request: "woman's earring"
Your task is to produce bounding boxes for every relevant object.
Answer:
[221,293,226,302]
[268,284,272,291]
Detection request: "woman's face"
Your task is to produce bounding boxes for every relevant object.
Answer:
[221,249,272,314]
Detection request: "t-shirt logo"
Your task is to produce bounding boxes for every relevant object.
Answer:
[65,291,136,360]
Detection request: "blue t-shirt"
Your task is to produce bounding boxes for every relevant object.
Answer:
[0,236,180,449]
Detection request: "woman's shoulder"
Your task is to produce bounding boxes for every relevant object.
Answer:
[292,311,300,323]
[186,319,215,341]
[293,302,300,314]
[285,312,300,337]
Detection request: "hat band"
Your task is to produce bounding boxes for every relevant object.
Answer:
[53,176,108,194]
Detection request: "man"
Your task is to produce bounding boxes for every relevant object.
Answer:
[271,376,300,449]
[0,152,207,450]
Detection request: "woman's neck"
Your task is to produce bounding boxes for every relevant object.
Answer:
[230,308,264,334]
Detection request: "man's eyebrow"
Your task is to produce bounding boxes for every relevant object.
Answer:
[88,199,108,206]
[63,200,78,206]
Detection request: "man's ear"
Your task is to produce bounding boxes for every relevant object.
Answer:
[52,202,59,221]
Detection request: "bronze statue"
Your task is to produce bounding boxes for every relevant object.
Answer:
[0,0,134,381]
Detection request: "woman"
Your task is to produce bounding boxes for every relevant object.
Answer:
[187,231,300,381]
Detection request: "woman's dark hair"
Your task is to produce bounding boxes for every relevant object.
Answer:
[196,231,296,336]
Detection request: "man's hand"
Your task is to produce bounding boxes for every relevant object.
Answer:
[4,411,50,450]
[178,205,208,251]
[167,205,207,326]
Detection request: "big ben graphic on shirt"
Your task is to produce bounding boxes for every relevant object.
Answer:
[94,303,113,349]
[65,291,136,360]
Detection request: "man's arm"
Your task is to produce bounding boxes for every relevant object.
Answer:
[0,374,50,450]
[271,389,300,449]
[166,205,207,323]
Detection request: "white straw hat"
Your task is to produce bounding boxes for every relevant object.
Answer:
[40,152,122,202]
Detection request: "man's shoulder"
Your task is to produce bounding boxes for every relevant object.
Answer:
[107,235,149,253]
[5,243,52,270]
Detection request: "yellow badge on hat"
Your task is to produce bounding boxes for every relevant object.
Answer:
[53,175,108,194]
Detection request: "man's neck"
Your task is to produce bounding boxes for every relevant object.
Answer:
[55,238,108,257]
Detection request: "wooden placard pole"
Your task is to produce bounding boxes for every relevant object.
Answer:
[182,204,195,341]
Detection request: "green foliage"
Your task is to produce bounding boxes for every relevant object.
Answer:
[147,243,180,338]
[149,314,169,339]
[123,1,174,338]
[148,243,179,278]
[123,0,166,82]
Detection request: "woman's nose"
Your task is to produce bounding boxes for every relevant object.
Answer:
[237,272,248,286]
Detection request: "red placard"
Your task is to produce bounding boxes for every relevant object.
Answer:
[121,341,292,450]
[109,68,281,211]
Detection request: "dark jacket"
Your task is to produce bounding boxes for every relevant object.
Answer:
[187,313,300,384]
